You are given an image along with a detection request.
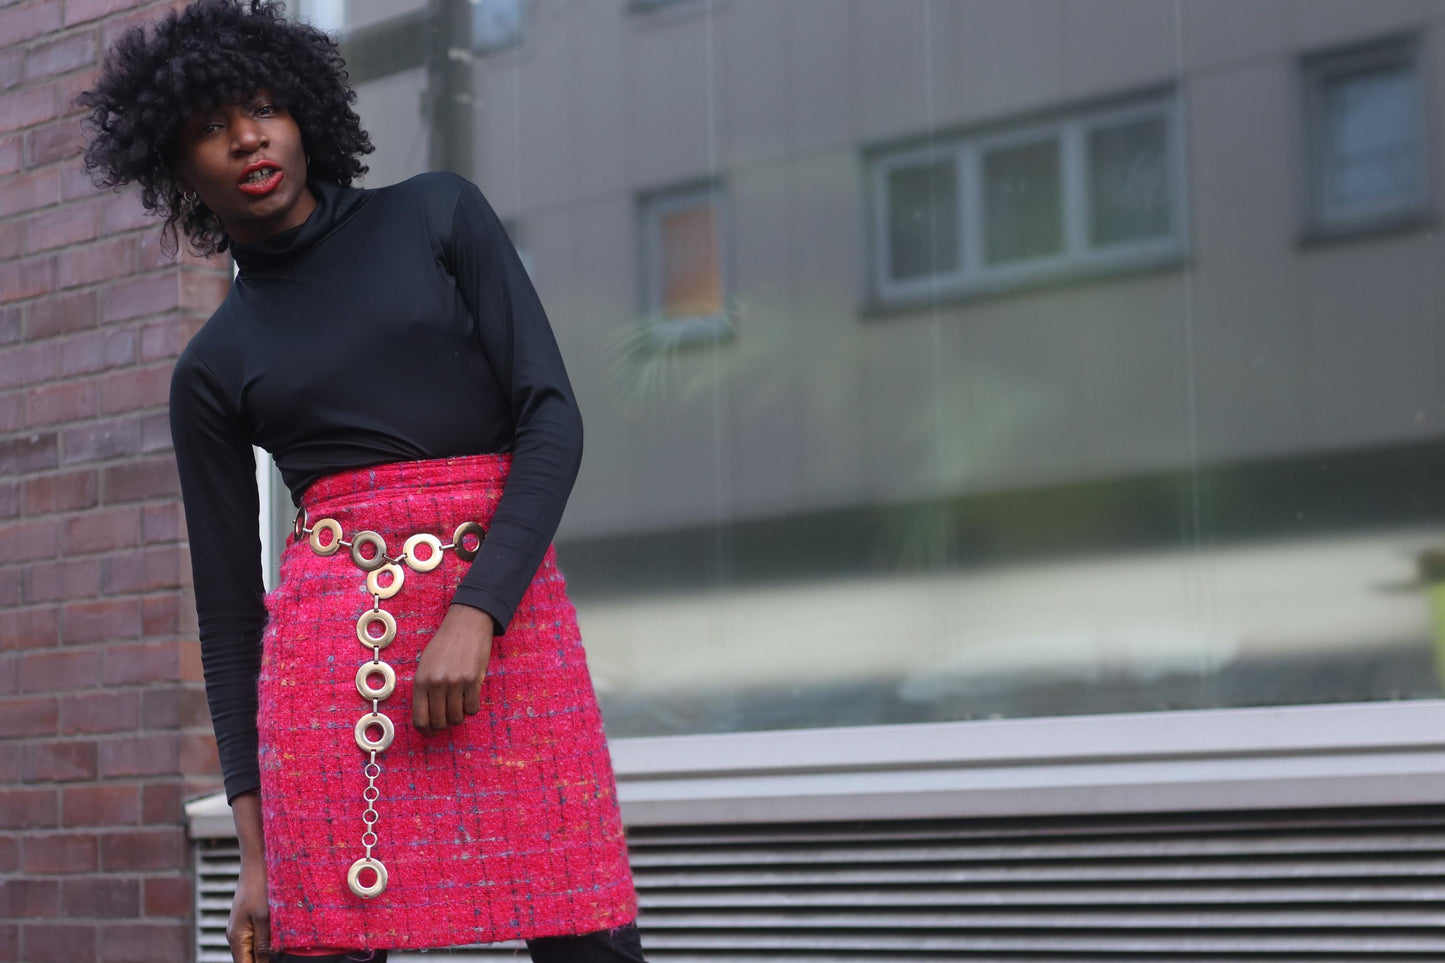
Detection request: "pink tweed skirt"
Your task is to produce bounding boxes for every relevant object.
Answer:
[256,452,638,952]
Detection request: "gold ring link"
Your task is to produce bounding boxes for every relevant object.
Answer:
[308,518,343,556]
[356,609,396,649]
[355,661,396,701]
[350,531,388,571]
[366,563,404,599]
[355,711,395,752]
[347,856,388,898]
[451,521,487,562]
[402,533,444,572]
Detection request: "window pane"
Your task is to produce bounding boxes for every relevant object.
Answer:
[1321,64,1420,209]
[660,203,722,318]
[983,138,1062,264]
[1089,115,1170,246]
[887,159,959,281]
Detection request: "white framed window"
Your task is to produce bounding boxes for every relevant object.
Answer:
[639,180,731,349]
[470,0,523,53]
[1302,34,1430,238]
[869,93,1185,309]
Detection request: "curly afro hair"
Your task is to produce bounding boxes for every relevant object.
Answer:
[73,0,374,258]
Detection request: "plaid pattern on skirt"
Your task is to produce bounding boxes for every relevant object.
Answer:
[257,452,638,952]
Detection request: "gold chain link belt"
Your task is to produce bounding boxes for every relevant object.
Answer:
[291,506,488,899]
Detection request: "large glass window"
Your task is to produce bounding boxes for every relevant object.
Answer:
[279,2,1444,741]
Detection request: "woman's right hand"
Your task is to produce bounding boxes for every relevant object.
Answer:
[228,790,272,962]
[229,857,273,963]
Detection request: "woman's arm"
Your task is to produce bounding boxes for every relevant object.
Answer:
[441,176,585,634]
[168,347,268,804]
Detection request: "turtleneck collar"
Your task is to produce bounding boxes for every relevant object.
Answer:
[228,175,369,275]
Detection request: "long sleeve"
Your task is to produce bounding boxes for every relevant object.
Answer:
[168,347,266,804]
[443,178,584,633]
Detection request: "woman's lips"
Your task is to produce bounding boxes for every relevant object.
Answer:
[238,168,284,196]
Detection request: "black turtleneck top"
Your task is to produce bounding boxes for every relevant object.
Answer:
[168,171,583,804]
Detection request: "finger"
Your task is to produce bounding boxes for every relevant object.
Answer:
[255,911,273,963]
[412,679,431,733]
[229,923,248,963]
[447,683,464,727]
[463,677,481,716]
[429,684,449,733]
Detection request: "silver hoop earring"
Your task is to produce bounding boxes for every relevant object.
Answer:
[183,189,197,204]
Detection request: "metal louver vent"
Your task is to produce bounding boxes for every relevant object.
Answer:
[194,839,241,963]
[196,806,1445,961]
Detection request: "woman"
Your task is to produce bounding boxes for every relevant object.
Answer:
[74,2,645,961]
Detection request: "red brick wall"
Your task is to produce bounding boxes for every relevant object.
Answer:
[2,2,232,961]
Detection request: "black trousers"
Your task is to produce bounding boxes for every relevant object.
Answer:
[271,919,647,963]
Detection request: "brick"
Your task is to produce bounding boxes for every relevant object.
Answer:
[178,637,201,681]
[0,431,60,474]
[97,922,187,963]
[0,653,16,696]
[99,827,186,872]
[23,556,100,603]
[100,455,178,501]
[24,289,97,339]
[0,251,57,300]
[62,876,140,920]
[0,82,57,135]
[19,649,95,692]
[0,304,20,344]
[0,695,58,737]
[59,153,102,201]
[59,415,141,464]
[0,165,58,217]
[98,732,179,778]
[0,518,59,563]
[57,688,138,734]
[179,268,229,312]
[141,593,181,636]
[180,730,217,775]
[0,877,58,917]
[99,545,182,594]
[0,45,21,90]
[99,361,171,414]
[55,236,134,289]
[0,341,58,389]
[56,325,134,377]
[20,921,95,963]
[20,738,96,781]
[0,567,23,608]
[102,272,178,322]
[56,63,100,114]
[141,683,208,729]
[0,221,19,260]
[23,469,97,514]
[141,875,189,918]
[99,188,150,234]
[3,604,58,650]
[61,505,139,554]
[0,788,57,828]
[61,596,140,643]
[137,410,171,453]
[22,115,83,166]
[23,379,96,426]
[65,0,137,27]
[0,481,15,517]
[138,319,188,362]
[0,837,16,874]
[141,501,182,542]
[139,780,182,825]
[61,783,139,827]
[23,30,97,81]
[0,133,21,175]
[0,2,64,48]
[95,4,162,50]
[100,639,174,684]
[23,195,97,252]
[0,923,14,961]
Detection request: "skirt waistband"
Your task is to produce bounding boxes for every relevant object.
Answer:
[299,452,512,513]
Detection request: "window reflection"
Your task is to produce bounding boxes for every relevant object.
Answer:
[281,0,1445,740]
